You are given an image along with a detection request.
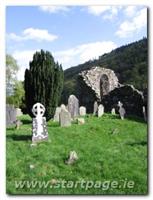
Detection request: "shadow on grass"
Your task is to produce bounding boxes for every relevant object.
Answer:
[126,141,147,146]
[20,119,32,125]
[7,134,31,141]
[6,126,15,131]
[126,115,147,124]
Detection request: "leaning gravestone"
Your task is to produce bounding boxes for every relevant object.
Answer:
[79,106,86,116]
[93,101,98,115]
[118,101,126,120]
[111,108,116,115]
[59,107,71,127]
[142,106,147,122]
[53,107,61,122]
[32,103,48,143]
[6,104,17,126]
[68,95,79,119]
[98,104,104,117]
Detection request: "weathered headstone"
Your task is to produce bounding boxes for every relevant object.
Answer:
[59,107,71,127]
[142,106,147,122]
[93,101,98,115]
[6,104,17,126]
[98,104,104,117]
[77,118,85,125]
[61,104,66,110]
[32,103,48,143]
[68,95,79,119]
[79,106,86,116]
[16,108,23,117]
[118,101,126,120]
[65,151,78,165]
[111,108,116,115]
[53,107,61,122]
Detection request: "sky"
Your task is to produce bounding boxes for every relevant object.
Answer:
[6,5,147,80]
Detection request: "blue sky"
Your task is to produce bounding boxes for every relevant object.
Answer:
[6,5,147,80]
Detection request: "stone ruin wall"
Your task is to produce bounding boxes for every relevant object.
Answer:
[79,66,119,100]
[77,66,146,118]
[77,66,119,113]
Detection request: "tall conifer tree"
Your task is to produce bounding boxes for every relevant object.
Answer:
[24,50,64,121]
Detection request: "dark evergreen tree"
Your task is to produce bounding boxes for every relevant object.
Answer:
[24,50,64,121]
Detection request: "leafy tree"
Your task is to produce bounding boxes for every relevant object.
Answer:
[6,54,19,96]
[24,50,64,121]
[6,81,25,108]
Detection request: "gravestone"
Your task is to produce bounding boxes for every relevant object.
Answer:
[111,108,116,115]
[118,101,126,120]
[61,104,67,110]
[32,103,48,143]
[59,107,71,127]
[98,104,104,117]
[79,106,86,116]
[53,107,61,122]
[16,108,23,117]
[93,101,98,115]
[68,95,79,119]
[6,104,17,126]
[142,106,147,122]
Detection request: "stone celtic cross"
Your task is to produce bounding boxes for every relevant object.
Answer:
[32,103,48,142]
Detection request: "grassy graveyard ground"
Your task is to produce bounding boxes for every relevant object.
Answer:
[6,114,148,195]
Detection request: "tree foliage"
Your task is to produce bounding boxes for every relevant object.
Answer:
[6,81,25,108]
[24,50,64,121]
[6,54,19,96]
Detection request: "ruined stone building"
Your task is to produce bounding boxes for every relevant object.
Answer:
[77,66,119,113]
[77,66,146,118]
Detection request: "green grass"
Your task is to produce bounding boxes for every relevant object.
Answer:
[6,114,148,195]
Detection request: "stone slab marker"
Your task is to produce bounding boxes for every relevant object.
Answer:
[93,101,98,115]
[118,101,126,120]
[16,108,23,117]
[59,107,71,127]
[142,106,147,121]
[98,104,104,117]
[6,104,17,126]
[32,103,48,142]
[53,107,61,122]
[79,106,86,116]
[111,108,116,115]
[68,95,79,119]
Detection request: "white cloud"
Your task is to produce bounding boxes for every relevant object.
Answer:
[39,6,69,13]
[53,41,117,69]
[124,6,137,17]
[103,7,119,20]
[87,6,112,16]
[87,6,121,20]
[116,8,147,38]
[12,41,117,80]
[7,28,58,42]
